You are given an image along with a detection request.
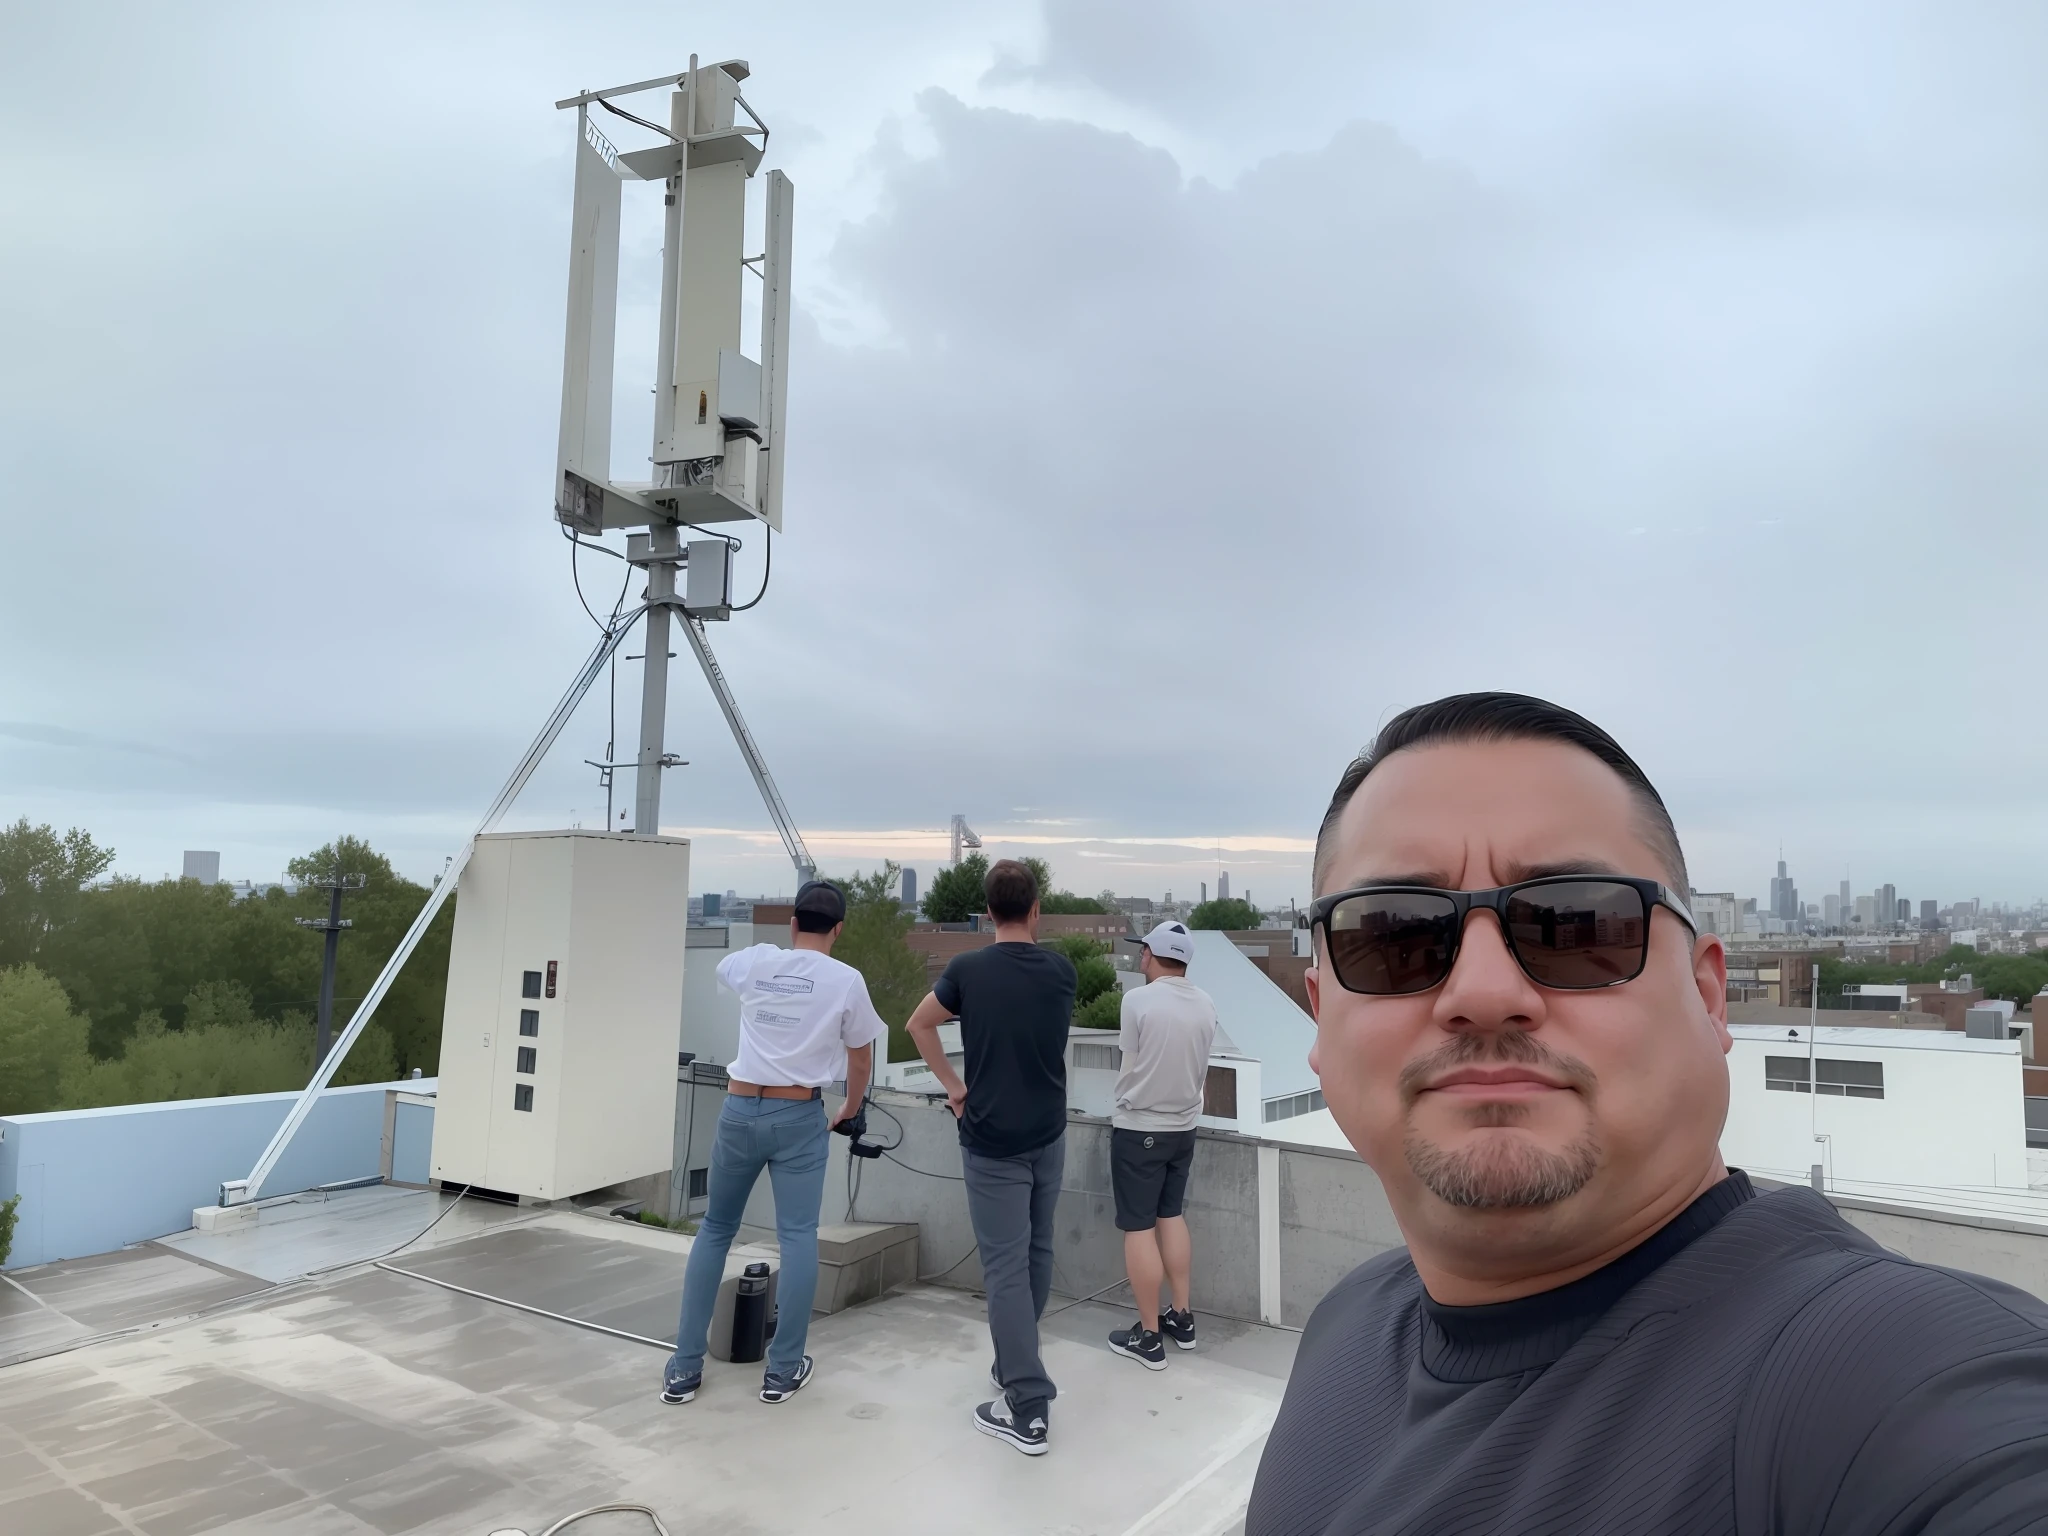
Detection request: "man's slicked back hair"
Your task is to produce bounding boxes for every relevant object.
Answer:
[984,858,1040,923]
[1312,692,1690,897]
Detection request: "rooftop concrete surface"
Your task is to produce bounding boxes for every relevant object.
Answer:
[0,1188,1296,1535]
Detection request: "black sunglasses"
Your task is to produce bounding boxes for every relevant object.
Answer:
[1308,876,1698,996]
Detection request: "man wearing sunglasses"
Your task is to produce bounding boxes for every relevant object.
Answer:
[1247,693,2048,1535]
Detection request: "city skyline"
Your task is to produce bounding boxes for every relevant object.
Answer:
[124,820,2048,918]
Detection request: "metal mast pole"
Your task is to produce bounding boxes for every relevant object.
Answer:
[633,526,682,833]
[316,882,343,1062]
[632,70,693,839]
[294,866,363,1071]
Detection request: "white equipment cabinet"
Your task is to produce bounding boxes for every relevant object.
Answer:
[431,830,689,1200]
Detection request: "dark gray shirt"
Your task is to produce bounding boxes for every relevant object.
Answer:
[935,942,1076,1159]
[1248,1174,2048,1535]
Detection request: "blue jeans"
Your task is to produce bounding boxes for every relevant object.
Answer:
[667,1094,829,1383]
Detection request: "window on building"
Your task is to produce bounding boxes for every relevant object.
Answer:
[519,1009,539,1037]
[521,970,543,999]
[1203,1066,1239,1120]
[1764,1056,1811,1092]
[687,1167,709,1200]
[1816,1058,1884,1099]
[1263,1088,1327,1123]
[516,1047,537,1074]
[513,1084,533,1112]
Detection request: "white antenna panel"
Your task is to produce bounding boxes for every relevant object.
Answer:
[553,61,792,535]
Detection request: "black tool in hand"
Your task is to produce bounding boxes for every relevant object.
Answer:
[832,1106,884,1158]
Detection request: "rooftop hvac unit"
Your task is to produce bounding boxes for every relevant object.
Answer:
[430,831,689,1200]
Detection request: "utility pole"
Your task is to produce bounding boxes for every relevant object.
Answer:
[295,864,367,1069]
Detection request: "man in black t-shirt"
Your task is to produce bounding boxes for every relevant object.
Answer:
[907,858,1077,1456]
[1248,692,2048,1535]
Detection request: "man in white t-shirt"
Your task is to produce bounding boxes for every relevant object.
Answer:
[1106,920,1218,1370]
[662,880,886,1407]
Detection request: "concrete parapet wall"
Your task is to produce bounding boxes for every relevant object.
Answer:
[0,1080,436,1270]
[1277,1139,1407,1325]
[1831,1199,2048,1302]
[671,1083,1396,1327]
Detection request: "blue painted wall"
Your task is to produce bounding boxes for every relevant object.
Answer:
[0,1080,437,1270]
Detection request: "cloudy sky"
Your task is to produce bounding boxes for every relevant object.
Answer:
[3,2,2044,910]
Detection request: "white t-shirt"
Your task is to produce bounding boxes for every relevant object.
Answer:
[718,943,887,1088]
[1113,975,1219,1132]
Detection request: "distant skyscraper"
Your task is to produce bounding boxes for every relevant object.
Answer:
[1201,881,1208,904]
[1921,899,1938,927]
[1823,893,1841,927]
[1218,872,1231,902]
[1768,859,1799,922]
[1876,883,1897,929]
[1839,879,1852,921]
[702,893,721,919]
[902,867,918,907]
[182,850,220,884]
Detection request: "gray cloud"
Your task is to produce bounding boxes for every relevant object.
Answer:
[2,2,2043,907]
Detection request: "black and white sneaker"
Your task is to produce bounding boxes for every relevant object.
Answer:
[660,1369,701,1405]
[973,1397,1049,1455]
[1161,1306,1198,1351]
[1108,1324,1167,1370]
[759,1355,814,1403]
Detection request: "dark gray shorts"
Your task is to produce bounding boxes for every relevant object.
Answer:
[1110,1127,1197,1231]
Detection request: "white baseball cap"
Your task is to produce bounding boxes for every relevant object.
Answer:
[1129,920,1195,965]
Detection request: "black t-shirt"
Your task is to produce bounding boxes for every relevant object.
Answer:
[934,942,1076,1159]
[1248,1173,2048,1535]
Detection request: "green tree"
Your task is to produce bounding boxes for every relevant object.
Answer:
[0,964,91,1114]
[0,820,115,969]
[58,984,398,1110]
[0,1193,20,1267]
[1075,988,1124,1030]
[1039,891,1109,914]
[1189,897,1262,931]
[40,875,297,1056]
[831,863,931,1062]
[281,838,453,1078]
[29,830,446,1077]
[1041,934,1118,1009]
[921,853,990,923]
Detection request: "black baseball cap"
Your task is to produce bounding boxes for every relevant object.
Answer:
[792,879,847,925]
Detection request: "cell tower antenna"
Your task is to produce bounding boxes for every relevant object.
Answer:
[551,56,804,856]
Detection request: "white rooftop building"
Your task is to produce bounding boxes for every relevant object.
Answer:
[1724,1023,2029,1190]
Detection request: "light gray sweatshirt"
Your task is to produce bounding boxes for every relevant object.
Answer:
[1112,975,1219,1131]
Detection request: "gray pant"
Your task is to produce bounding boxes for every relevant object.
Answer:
[961,1135,1065,1423]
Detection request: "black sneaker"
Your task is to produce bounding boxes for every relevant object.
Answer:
[1161,1306,1198,1351]
[760,1354,813,1403]
[973,1397,1049,1455]
[660,1368,701,1405]
[1108,1324,1167,1370]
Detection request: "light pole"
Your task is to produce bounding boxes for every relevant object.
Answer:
[296,865,368,1070]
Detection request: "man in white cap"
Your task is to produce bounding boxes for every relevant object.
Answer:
[1107,920,1218,1369]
